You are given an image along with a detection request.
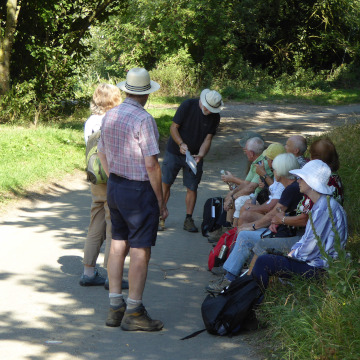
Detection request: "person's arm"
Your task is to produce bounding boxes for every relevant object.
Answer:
[98,151,110,177]
[233,181,258,199]
[239,203,288,231]
[272,212,309,228]
[144,155,169,221]
[246,198,279,215]
[221,171,246,185]
[170,122,188,155]
[255,162,274,186]
[194,134,213,163]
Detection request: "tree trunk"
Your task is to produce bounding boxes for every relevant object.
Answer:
[0,0,20,95]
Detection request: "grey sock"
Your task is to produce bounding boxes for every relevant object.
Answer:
[109,293,124,308]
[126,297,142,311]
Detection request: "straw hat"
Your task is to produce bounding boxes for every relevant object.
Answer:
[200,89,224,113]
[117,68,160,95]
[289,160,332,194]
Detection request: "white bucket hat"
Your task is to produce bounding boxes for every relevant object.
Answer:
[117,68,160,95]
[200,89,224,113]
[289,159,332,195]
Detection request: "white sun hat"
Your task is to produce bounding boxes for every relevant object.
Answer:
[200,89,224,113]
[289,159,332,195]
[117,68,160,95]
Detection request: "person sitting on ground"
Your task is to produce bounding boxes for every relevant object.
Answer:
[285,135,308,168]
[206,153,302,293]
[221,131,265,188]
[223,137,272,222]
[309,137,343,204]
[80,83,125,287]
[250,135,345,264]
[251,160,348,293]
[233,143,286,227]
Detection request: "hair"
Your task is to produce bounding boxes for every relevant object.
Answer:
[309,137,339,172]
[246,137,265,155]
[272,153,299,179]
[290,135,307,155]
[90,83,122,115]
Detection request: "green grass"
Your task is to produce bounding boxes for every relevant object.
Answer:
[0,124,85,202]
[259,122,360,360]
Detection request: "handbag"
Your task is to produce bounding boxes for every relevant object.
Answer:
[260,223,297,238]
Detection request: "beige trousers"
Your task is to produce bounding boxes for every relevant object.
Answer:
[83,183,111,268]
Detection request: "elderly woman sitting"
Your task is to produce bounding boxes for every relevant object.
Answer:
[251,160,348,292]
[206,153,302,293]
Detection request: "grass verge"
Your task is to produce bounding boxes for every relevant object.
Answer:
[259,121,360,360]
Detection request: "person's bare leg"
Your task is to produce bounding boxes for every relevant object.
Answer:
[128,247,151,300]
[238,212,263,227]
[108,240,129,294]
[162,182,171,207]
[185,188,197,215]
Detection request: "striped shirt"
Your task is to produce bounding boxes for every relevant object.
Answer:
[291,195,348,268]
[98,98,160,181]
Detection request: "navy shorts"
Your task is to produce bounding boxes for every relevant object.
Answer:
[107,174,160,248]
[161,151,203,191]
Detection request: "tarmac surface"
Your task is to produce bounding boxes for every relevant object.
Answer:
[1,102,360,360]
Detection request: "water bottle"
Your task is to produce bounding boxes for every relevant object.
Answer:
[221,170,235,190]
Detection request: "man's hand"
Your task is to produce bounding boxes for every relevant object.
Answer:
[221,171,233,183]
[224,197,233,211]
[179,142,188,155]
[268,223,278,232]
[255,161,266,177]
[159,202,169,221]
[193,154,203,163]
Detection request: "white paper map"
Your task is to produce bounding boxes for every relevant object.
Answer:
[186,150,197,175]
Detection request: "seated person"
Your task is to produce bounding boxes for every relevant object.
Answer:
[285,135,308,168]
[235,143,286,227]
[251,160,348,292]
[249,136,344,263]
[309,137,343,204]
[206,153,301,293]
[222,137,272,223]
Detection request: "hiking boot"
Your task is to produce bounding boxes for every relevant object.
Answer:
[79,269,106,286]
[211,266,227,276]
[205,276,231,294]
[104,278,129,290]
[106,302,126,327]
[158,218,165,231]
[183,217,198,232]
[121,305,163,332]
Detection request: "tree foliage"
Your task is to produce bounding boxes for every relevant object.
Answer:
[88,0,360,81]
[0,0,127,98]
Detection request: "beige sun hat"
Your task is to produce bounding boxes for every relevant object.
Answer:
[117,68,160,95]
[200,89,224,113]
[289,159,332,195]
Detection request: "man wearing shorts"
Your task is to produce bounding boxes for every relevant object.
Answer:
[98,68,168,331]
[160,89,223,232]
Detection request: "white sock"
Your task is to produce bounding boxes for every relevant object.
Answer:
[84,266,95,277]
[109,293,124,307]
[126,297,142,311]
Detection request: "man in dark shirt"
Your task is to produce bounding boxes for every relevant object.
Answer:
[160,89,223,232]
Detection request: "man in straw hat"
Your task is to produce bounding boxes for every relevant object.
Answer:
[160,88,224,232]
[98,68,168,331]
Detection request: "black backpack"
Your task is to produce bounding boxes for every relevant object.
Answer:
[201,197,230,237]
[201,275,262,336]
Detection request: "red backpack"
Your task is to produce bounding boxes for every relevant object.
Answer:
[208,228,238,270]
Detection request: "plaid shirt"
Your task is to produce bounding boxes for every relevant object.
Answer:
[98,98,160,181]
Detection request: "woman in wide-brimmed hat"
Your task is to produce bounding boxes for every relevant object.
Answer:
[251,159,348,291]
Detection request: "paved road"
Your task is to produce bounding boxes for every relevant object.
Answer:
[0,103,359,360]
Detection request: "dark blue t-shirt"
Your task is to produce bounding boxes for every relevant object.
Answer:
[279,181,303,214]
[166,99,220,156]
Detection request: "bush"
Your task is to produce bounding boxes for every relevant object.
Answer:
[150,48,199,97]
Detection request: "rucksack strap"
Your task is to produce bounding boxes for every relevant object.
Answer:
[180,328,206,340]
